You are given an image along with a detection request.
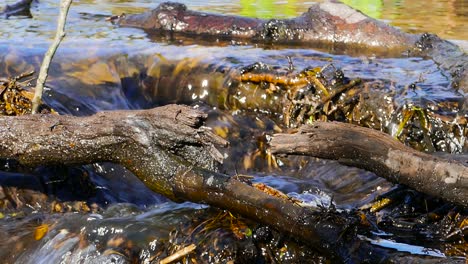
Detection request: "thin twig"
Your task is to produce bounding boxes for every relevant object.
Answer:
[31,0,72,114]
[160,244,196,264]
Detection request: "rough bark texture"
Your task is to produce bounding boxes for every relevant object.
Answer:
[0,105,461,262]
[116,2,416,53]
[271,121,468,206]
[0,104,226,199]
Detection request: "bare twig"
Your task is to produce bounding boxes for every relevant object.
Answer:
[160,244,196,264]
[31,0,72,114]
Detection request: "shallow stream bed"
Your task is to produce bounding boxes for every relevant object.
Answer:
[0,0,467,263]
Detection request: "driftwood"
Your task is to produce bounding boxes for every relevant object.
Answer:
[113,2,467,93]
[270,121,468,206]
[0,104,453,263]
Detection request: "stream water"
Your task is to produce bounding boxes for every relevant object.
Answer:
[0,0,467,263]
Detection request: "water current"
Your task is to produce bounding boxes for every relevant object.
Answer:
[0,0,467,263]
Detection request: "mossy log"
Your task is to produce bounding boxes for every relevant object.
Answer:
[0,104,456,263]
[270,121,468,206]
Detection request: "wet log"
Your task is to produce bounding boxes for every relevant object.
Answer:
[113,2,467,94]
[0,104,445,263]
[270,121,468,206]
[0,104,226,200]
[115,2,416,53]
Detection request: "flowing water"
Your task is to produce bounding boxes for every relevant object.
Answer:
[0,0,467,263]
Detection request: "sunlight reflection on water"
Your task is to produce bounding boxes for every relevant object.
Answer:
[0,0,466,262]
[2,0,468,42]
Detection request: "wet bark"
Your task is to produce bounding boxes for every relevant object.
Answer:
[115,2,416,54]
[173,168,397,263]
[113,2,467,93]
[0,104,452,263]
[270,121,468,206]
[0,104,226,199]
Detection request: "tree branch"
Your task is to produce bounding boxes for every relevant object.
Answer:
[270,121,468,206]
[0,104,226,198]
[0,106,459,262]
[31,0,72,114]
[114,2,416,53]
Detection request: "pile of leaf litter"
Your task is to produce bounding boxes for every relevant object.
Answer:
[234,61,466,154]
[0,72,94,220]
[0,71,53,116]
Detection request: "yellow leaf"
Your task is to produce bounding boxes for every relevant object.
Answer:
[34,224,49,240]
[213,126,228,139]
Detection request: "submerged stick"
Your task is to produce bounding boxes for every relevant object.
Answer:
[31,0,72,114]
[270,121,468,206]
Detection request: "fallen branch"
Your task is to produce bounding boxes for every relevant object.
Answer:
[0,104,430,263]
[270,121,468,206]
[31,0,72,114]
[0,104,226,199]
[114,2,416,53]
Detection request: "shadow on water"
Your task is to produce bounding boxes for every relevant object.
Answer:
[0,0,467,262]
